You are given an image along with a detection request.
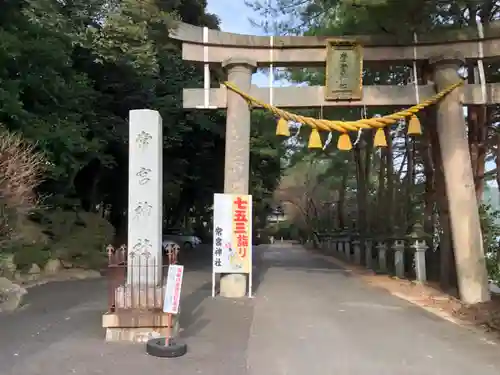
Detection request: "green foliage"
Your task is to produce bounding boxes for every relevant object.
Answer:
[269,221,301,240]
[5,209,114,270]
[250,111,287,229]
[1,0,219,208]
[479,203,500,284]
[0,0,285,269]
[249,0,484,36]
[12,243,51,271]
[43,210,115,269]
[85,0,177,73]
[0,199,16,247]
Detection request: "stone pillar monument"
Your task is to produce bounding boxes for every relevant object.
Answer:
[103,110,168,342]
[220,57,257,298]
[430,52,490,304]
[127,109,163,285]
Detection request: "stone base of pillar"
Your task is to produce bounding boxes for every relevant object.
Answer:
[378,250,387,273]
[345,244,351,261]
[102,310,180,343]
[220,273,247,297]
[365,243,372,269]
[394,250,405,278]
[354,248,361,264]
[102,283,181,343]
[415,250,427,283]
[114,284,164,309]
[353,241,361,265]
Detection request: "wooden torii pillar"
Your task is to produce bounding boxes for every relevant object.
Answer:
[220,57,257,298]
[430,52,490,304]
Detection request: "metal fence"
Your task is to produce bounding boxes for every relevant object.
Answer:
[106,244,180,312]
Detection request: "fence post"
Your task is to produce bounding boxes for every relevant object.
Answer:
[365,239,373,269]
[338,237,344,255]
[412,239,428,283]
[344,236,351,261]
[393,239,405,278]
[353,239,361,265]
[376,241,387,273]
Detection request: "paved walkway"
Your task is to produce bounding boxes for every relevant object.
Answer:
[1,244,500,375]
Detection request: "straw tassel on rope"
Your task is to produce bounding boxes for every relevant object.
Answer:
[407,115,422,135]
[337,133,352,151]
[373,128,387,147]
[308,128,322,149]
[276,117,290,136]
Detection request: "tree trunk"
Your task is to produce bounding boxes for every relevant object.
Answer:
[376,150,386,234]
[419,125,437,280]
[353,145,368,236]
[337,168,348,230]
[385,127,394,234]
[364,130,374,232]
[467,64,488,201]
[419,124,435,249]
[405,135,415,232]
[496,133,500,195]
[468,105,487,201]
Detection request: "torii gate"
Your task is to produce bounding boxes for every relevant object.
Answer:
[170,21,500,304]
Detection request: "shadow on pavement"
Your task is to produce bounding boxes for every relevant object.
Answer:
[179,243,350,298]
[251,246,268,295]
[180,244,212,271]
[252,244,351,295]
[179,281,211,338]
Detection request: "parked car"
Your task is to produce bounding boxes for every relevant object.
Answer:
[163,230,201,251]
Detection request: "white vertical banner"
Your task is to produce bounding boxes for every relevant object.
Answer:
[212,193,253,296]
[163,264,184,314]
[127,110,163,285]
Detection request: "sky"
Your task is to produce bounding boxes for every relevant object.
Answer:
[206,0,286,87]
[205,1,496,189]
[206,0,259,35]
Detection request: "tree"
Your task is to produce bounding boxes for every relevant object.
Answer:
[0,0,285,272]
[247,0,500,296]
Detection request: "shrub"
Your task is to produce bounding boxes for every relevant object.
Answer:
[0,130,45,214]
[46,210,115,269]
[0,128,45,248]
[12,243,51,271]
[479,203,500,284]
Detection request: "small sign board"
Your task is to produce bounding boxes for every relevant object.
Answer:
[163,264,184,314]
[325,39,363,101]
[212,193,253,298]
[212,193,252,274]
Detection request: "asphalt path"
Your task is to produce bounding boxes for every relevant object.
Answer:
[1,245,500,375]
